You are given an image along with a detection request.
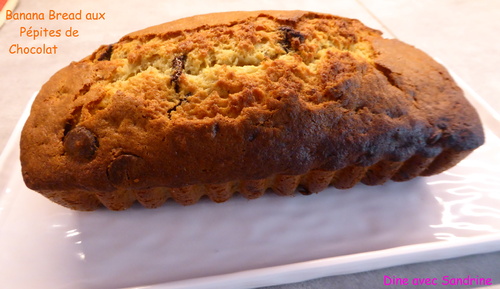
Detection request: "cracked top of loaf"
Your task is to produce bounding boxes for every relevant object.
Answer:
[20,10,484,193]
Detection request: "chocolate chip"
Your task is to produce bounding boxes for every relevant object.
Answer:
[278,26,305,52]
[171,55,187,93]
[211,123,220,138]
[64,127,98,161]
[297,185,313,195]
[107,154,146,188]
[97,44,113,61]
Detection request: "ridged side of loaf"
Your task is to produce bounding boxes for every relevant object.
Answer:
[38,148,471,211]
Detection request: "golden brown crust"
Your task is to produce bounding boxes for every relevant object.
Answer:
[20,10,484,211]
[123,11,315,39]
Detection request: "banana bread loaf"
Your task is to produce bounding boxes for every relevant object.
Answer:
[20,10,484,211]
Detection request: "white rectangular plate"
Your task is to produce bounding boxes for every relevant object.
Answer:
[1,80,500,289]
